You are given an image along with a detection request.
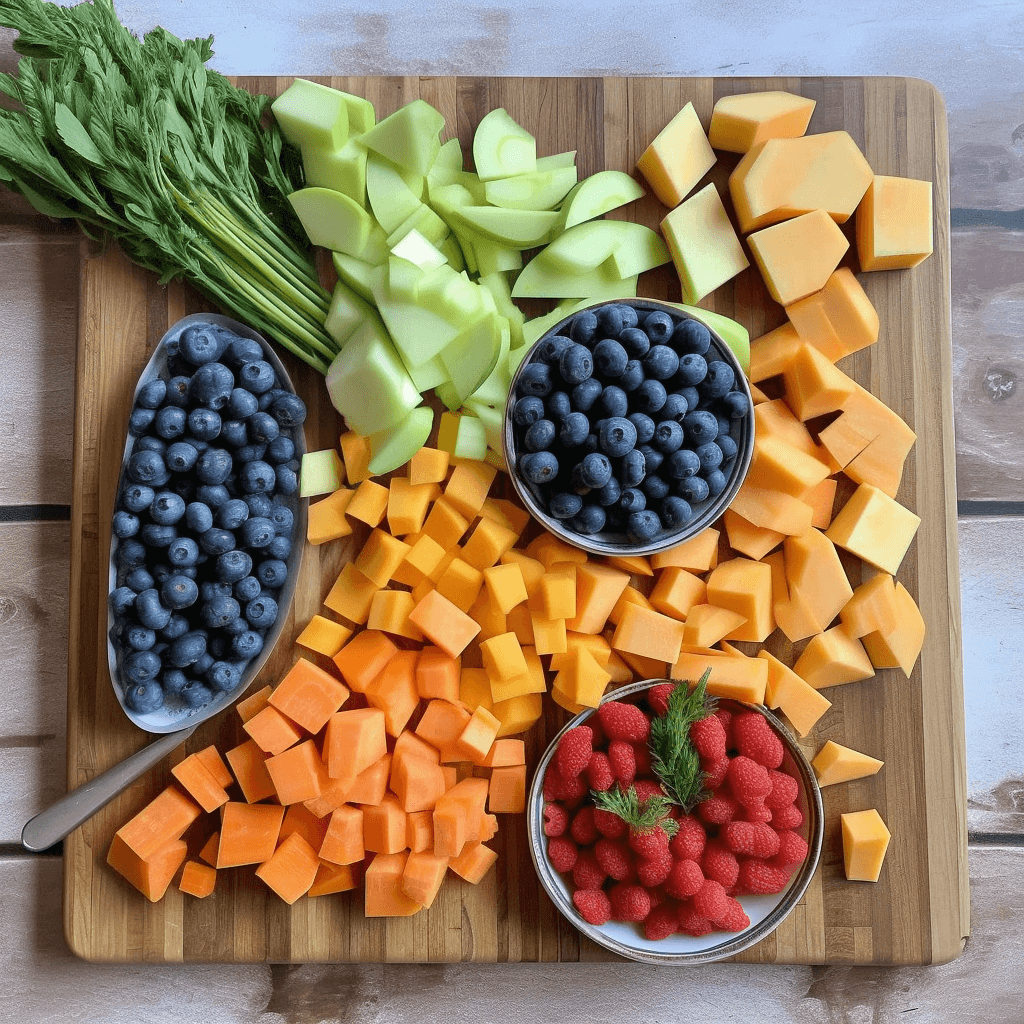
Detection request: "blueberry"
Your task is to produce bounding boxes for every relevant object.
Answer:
[192,448,230,486]
[661,496,694,528]
[517,361,555,397]
[269,504,294,536]
[217,549,253,583]
[165,441,200,474]
[258,388,287,413]
[621,448,646,488]
[679,386,701,414]
[559,343,594,385]
[627,412,656,445]
[184,501,214,534]
[619,487,646,513]
[150,491,186,526]
[128,407,156,436]
[240,457,277,494]
[618,359,644,392]
[242,493,273,518]
[161,614,190,641]
[677,475,710,503]
[125,625,156,651]
[547,491,581,520]
[576,452,612,489]
[640,474,670,501]
[652,420,685,454]
[200,581,233,604]
[164,376,191,408]
[232,630,264,660]
[266,435,295,464]
[634,379,667,415]
[245,595,278,630]
[162,575,199,610]
[617,304,639,330]
[596,304,627,338]
[117,538,147,570]
[110,586,136,618]
[268,534,292,560]
[571,377,603,412]
[202,594,241,630]
[227,387,259,420]
[124,649,162,684]
[225,335,264,369]
[662,392,689,421]
[112,510,140,539]
[676,353,708,387]
[136,588,172,630]
[704,468,728,497]
[235,443,267,466]
[570,505,606,534]
[270,392,306,428]
[618,327,650,359]
[124,567,155,593]
[598,385,628,419]
[199,528,236,556]
[217,498,250,531]
[151,564,175,586]
[190,362,234,408]
[720,389,750,419]
[135,435,166,455]
[702,360,735,399]
[683,410,719,444]
[583,433,600,455]
[177,323,224,365]
[524,418,557,452]
[696,441,723,472]
[598,417,637,458]
[512,395,545,428]
[179,679,213,708]
[154,405,187,440]
[643,310,675,344]
[559,411,590,448]
[519,451,559,484]
[140,523,176,548]
[717,434,739,461]
[643,345,680,381]
[537,334,573,364]
[593,338,628,377]
[638,444,663,474]
[714,412,732,439]
[235,575,261,603]
[196,484,230,509]
[569,312,598,346]
[221,616,249,637]
[208,661,241,693]
[666,448,701,479]
[127,448,166,484]
[673,318,712,355]
[124,678,164,713]
[136,378,167,409]
[161,668,188,696]
[187,407,221,442]
[594,475,621,507]
[626,510,661,543]
[248,411,280,444]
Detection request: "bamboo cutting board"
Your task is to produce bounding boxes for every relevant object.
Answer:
[63,76,967,964]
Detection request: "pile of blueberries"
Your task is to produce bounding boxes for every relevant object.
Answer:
[108,320,306,717]
[509,302,750,545]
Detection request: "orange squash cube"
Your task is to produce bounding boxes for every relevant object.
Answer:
[217,802,285,868]
[323,562,379,625]
[861,581,925,677]
[567,563,630,634]
[295,615,353,658]
[401,850,449,908]
[265,739,325,805]
[488,764,527,813]
[365,851,422,916]
[179,859,217,899]
[705,557,775,642]
[794,626,874,689]
[346,477,389,526]
[325,707,388,779]
[387,477,437,536]
[409,589,482,658]
[449,840,498,884]
[409,445,450,486]
[362,793,408,855]
[224,740,277,803]
[339,431,371,484]
[255,832,320,904]
[307,487,354,545]
[332,629,399,692]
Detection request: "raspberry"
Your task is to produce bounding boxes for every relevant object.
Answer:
[597,700,650,742]
[647,885,667,909]
[733,712,784,769]
[727,755,773,807]
[607,739,636,785]
[555,725,594,780]
[543,802,568,837]
[543,766,588,804]
[560,772,589,806]
[547,836,578,873]
[690,714,727,762]
[697,792,740,826]
[572,850,607,890]
[573,888,612,926]
[587,716,606,749]
[665,858,704,899]
[718,896,750,932]
[644,902,679,940]
[629,824,670,860]
[700,839,739,888]
[702,755,730,791]
[714,708,735,750]
[677,906,715,937]
[637,849,674,888]
[692,879,730,924]
[765,769,800,810]
[609,883,651,923]
[738,858,791,895]
[772,830,809,867]
[721,821,781,859]
[633,742,653,776]
[570,806,599,845]
[742,802,773,825]
[669,815,706,862]
[646,682,676,717]
[595,837,635,881]
[771,802,804,831]
[593,807,627,839]
[631,779,667,804]
[586,751,615,791]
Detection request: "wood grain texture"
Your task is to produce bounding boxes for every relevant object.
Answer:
[63,76,966,964]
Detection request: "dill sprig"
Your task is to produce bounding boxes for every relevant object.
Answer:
[648,669,716,812]
[591,785,680,839]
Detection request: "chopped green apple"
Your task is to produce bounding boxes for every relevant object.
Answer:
[367,405,435,476]
[386,204,450,248]
[452,414,488,460]
[386,256,424,304]
[473,108,536,181]
[359,99,444,176]
[445,204,559,248]
[332,252,385,303]
[406,354,450,391]
[366,152,424,232]
[272,78,348,151]
[324,279,382,347]
[371,287,463,368]
[473,239,523,275]
[439,311,505,404]
[300,138,368,207]
[298,448,346,498]
[605,224,671,278]
[535,151,577,171]
[477,271,524,346]
[390,228,448,272]
[483,166,578,211]
[511,249,626,299]
[289,187,373,257]
[560,170,645,228]
[463,398,505,453]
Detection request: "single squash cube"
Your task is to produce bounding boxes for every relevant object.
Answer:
[307,486,354,544]
[785,267,879,362]
[793,626,874,689]
[826,483,921,576]
[861,581,926,678]
[840,808,891,881]
[709,90,815,153]
[323,563,378,625]
[856,175,933,271]
[295,615,353,658]
[812,740,883,787]
[636,102,716,208]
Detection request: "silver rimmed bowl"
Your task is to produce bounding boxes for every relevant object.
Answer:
[526,680,824,964]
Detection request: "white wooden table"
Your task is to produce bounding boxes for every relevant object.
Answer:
[3,2,1023,1019]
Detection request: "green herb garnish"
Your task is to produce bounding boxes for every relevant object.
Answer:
[0,0,337,372]
[648,669,716,812]
[591,785,679,839]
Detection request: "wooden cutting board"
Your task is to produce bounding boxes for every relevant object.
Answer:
[63,76,967,964]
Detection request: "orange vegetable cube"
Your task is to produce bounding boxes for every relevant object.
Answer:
[409,445,450,486]
[243,705,303,756]
[406,810,434,853]
[265,739,325,805]
[339,431,371,484]
[812,740,884,786]
[856,174,933,272]
[649,566,707,621]
[416,647,461,701]
[617,650,669,682]
[171,753,229,813]
[480,497,531,536]
[492,691,543,737]
[500,549,545,598]
[670,649,768,704]
[269,657,349,734]
[217,802,285,868]
[344,753,391,807]
[786,267,879,362]
[611,603,687,664]
[861,581,925,677]
[367,590,424,642]
[325,707,388,779]
[454,705,502,762]
[651,528,720,573]
[604,553,654,576]
[401,851,449,908]
[784,528,854,634]
[401,533,447,584]
[409,589,481,658]
[416,699,472,756]
[323,563,378,624]
[107,835,187,903]
[436,557,484,612]
[607,586,654,627]
[826,483,921,576]
[462,517,519,571]
[355,528,411,587]
[730,482,814,537]
[393,729,441,766]
[365,650,421,737]
[332,629,399,692]
[539,564,577,620]
[302,774,353,819]
[346,477,389,526]
[224,739,277,803]
[198,831,220,867]
[307,486,354,545]
[459,667,494,713]
[433,778,488,857]
[449,841,498,884]
[468,585,507,642]
[421,498,469,549]
[365,851,422,916]
[552,646,612,709]
[362,793,408,854]
[444,460,497,518]
[387,477,438,536]
[295,615,353,658]
[391,754,447,813]
[115,785,201,862]
[706,557,775,642]
[179,859,216,898]
[488,764,526,813]
[549,632,612,671]
[794,626,875,689]
[482,562,528,614]
[481,631,529,681]
[681,604,747,649]
[839,572,899,638]
[477,738,526,768]
[526,533,588,569]
[319,805,365,865]
[531,612,567,655]
[783,342,857,421]
[308,861,357,897]
[605,651,634,684]
[567,563,631,634]
[758,649,832,737]
[723,508,786,562]
[805,477,838,530]
[506,604,535,646]
[236,684,273,724]
[279,803,330,852]
[255,832,320,904]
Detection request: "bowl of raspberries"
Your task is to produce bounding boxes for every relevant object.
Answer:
[503,298,754,556]
[527,676,823,963]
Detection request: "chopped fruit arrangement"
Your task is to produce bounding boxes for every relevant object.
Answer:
[542,682,811,940]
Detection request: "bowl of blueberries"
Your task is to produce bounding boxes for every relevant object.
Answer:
[503,298,754,556]
[107,313,307,734]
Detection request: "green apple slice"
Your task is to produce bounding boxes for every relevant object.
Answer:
[477,271,524,347]
[324,279,381,347]
[473,108,536,181]
[385,204,450,248]
[289,187,372,257]
[536,151,577,171]
[298,448,345,498]
[452,414,488,460]
[439,312,504,404]
[605,224,671,278]
[543,219,625,271]
[406,354,450,392]
[483,166,579,211]
[300,138,368,208]
[560,170,645,229]
[366,152,424,232]
[367,405,435,476]
[474,239,523,275]
[390,228,448,272]
[272,79,348,151]
[445,205,558,248]
[386,256,425,305]
[360,99,444,176]
[511,249,624,299]
[332,252,385,303]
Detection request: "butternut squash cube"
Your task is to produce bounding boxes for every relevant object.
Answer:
[500,549,546,597]
[681,604,747,649]
[462,517,519,570]
[468,586,507,641]
[552,645,612,708]
[806,478,838,530]
[745,434,831,498]
[826,483,921,576]
[861,582,926,678]
[840,808,891,882]
[421,497,470,548]
[567,563,631,634]
[481,497,531,536]
[295,615,353,658]
[785,267,879,362]
[757,649,831,737]
[444,460,497,518]
[386,477,437,536]
[339,430,372,484]
[354,528,411,588]
[651,528,720,573]
[323,563,378,624]
[531,612,568,655]
[480,631,529,682]
[747,209,849,307]
[401,850,448,908]
[409,589,482,658]
[784,528,853,634]
[722,509,785,562]
[709,90,815,154]
[269,657,350,734]
[783,343,857,421]
[401,533,447,584]
[856,175,933,272]
[636,102,716,208]
[408,445,450,486]
[454,705,502,762]
[492,691,543,737]
[670,649,768,705]
[611,603,687,664]
[307,487,354,545]
[793,626,874,689]
[483,561,528,614]
[346,478,390,527]
[840,572,900,638]
[730,482,814,537]
[607,585,655,627]
[648,566,707,621]
[365,851,423,915]
[435,557,484,612]
[705,557,774,642]
[765,548,821,643]
[539,564,578,620]
[812,740,883,787]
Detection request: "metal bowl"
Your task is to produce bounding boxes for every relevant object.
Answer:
[502,298,754,557]
[527,680,824,964]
